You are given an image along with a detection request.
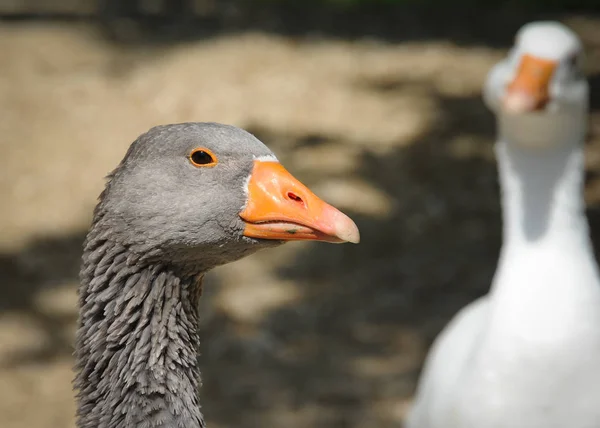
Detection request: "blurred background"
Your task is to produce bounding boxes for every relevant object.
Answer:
[1,0,600,427]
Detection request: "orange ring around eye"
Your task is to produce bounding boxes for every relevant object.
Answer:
[189,147,218,168]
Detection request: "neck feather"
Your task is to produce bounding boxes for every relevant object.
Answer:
[74,234,206,428]
[492,113,599,298]
[496,137,589,247]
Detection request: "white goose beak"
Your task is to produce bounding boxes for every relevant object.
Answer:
[503,54,558,114]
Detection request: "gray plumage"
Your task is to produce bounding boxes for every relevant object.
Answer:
[74,123,287,428]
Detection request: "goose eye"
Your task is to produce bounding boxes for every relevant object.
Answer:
[567,54,579,69]
[565,54,584,80]
[190,148,218,167]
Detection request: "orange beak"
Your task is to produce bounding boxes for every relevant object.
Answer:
[240,160,360,244]
[503,54,557,113]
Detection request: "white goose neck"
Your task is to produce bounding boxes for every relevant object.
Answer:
[496,114,590,251]
[487,112,600,345]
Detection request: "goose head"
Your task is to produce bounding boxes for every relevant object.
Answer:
[483,21,588,148]
[94,122,360,271]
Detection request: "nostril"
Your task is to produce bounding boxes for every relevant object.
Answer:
[287,192,305,205]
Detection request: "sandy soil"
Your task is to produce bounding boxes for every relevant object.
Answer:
[1,13,600,428]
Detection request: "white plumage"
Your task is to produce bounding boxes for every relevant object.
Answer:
[406,22,600,428]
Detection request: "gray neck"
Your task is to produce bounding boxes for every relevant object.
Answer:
[74,235,206,428]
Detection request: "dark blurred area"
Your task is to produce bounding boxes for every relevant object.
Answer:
[1,0,600,44]
[1,1,600,427]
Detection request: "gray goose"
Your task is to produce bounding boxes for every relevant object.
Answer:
[74,122,360,428]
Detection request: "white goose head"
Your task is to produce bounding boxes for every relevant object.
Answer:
[484,21,588,148]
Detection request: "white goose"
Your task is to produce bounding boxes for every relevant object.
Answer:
[406,22,600,428]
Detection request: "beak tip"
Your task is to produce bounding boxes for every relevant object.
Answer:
[334,216,360,244]
[503,91,537,114]
[345,228,361,244]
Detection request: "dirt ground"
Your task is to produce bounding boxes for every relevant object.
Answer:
[2,11,600,428]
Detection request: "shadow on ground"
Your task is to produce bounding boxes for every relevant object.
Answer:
[0,233,85,366]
